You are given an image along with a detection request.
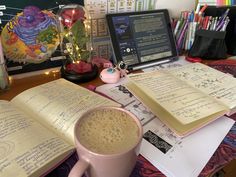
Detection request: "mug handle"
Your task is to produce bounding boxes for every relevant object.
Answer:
[68,158,89,177]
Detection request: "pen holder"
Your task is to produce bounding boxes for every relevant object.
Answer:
[188,29,227,60]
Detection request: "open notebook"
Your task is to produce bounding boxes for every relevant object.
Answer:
[106,9,178,71]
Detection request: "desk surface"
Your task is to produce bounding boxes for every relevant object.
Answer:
[0,69,104,101]
[0,67,235,177]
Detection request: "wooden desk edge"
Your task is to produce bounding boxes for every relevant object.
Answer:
[0,70,104,100]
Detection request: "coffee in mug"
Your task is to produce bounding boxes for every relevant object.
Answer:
[69,107,143,177]
[77,108,140,154]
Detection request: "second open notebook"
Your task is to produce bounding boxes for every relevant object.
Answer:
[125,62,236,136]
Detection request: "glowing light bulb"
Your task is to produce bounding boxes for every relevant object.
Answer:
[65,19,71,23]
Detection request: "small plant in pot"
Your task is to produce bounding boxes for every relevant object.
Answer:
[58,4,98,83]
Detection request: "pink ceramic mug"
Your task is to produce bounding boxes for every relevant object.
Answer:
[69,107,143,177]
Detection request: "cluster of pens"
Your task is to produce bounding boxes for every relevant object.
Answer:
[173,4,230,53]
[198,9,230,31]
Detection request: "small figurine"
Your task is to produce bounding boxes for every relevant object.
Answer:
[117,61,128,77]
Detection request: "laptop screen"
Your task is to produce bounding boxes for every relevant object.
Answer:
[106,9,178,70]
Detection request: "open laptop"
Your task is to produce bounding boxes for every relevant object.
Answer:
[106,9,178,71]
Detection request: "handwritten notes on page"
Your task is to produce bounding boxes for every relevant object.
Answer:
[0,101,73,177]
[169,63,236,113]
[11,79,120,144]
[127,71,227,124]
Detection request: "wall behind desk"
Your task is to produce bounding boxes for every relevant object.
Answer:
[155,0,196,18]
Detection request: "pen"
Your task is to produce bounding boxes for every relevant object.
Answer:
[195,3,201,14]
[175,18,184,39]
[189,22,197,49]
[174,20,181,35]
[206,18,211,30]
[199,4,208,16]
[216,8,230,28]
[213,17,218,30]
[190,11,194,22]
[210,17,218,31]
[210,17,215,30]
[221,17,230,31]
[177,21,188,49]
[203,16,209,29]
[216,18,226,31]
[198,15,203,29]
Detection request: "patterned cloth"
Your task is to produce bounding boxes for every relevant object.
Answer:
[46,60,236,177]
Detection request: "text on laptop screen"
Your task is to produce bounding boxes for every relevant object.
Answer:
[111,12,173,66]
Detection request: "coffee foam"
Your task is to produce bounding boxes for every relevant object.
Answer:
[77,109,140,154]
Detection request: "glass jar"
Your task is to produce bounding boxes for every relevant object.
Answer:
[57,4,92,63]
